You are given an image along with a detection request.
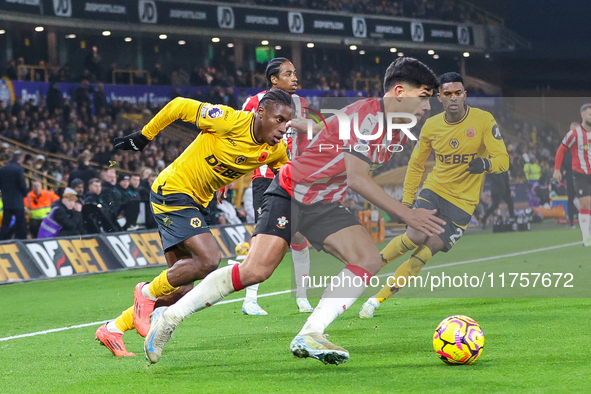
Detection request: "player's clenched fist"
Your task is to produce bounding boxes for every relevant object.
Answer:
[466,158,491,174]
[113,131,151,152]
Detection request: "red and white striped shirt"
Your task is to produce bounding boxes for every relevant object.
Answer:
[560,125,591,174]
[280,98,408,205]
[242,90,308,179]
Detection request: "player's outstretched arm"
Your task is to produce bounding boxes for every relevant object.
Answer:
[344,153,445,237]
[114,97,204,152]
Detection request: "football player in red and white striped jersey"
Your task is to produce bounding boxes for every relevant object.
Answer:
[240,57,314,315]
[147,58,446,366]
[554,103,591,245]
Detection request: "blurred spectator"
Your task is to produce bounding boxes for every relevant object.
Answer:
[38,187,84,238]
[115,173,141,230]
[171,67,190,86]
[71,178,85,199]
[24,180,60,238]
[83,177,119,233]
[94,83,108,114]
[151,64,169,85]
[74,79,92,118]
[46,82,63,115]
[85,45,103,82]
[0,151,28,240]
[190,67,209,86]
[100,168,122,226]
[5,59,18,80]
[524,155,542,184]
[69,151,99,191]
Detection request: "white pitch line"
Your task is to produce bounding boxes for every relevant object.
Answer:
[0,292,293,343]
[0,241,579,343]
[374,241,581,279]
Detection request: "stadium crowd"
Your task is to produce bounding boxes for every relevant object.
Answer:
[227,0,489,23]
[0,70,573,240]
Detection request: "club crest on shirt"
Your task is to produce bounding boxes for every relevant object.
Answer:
[449,138,460,149]
[276,216,289,229]
[466,128,475,139]
[235,155,247,165]
[208,107,224,119]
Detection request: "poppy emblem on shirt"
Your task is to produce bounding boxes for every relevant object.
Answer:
[276,216,289,229]
[258,152,268,162]
[466,128,475,139]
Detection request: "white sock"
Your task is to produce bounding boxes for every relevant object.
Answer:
[142,283,158,301]
[579,213,590,240]
[298,267,368,336]
[292,246,310,298]
[245,283,259,301]
[106,321,124,334]
[164,265,235,325]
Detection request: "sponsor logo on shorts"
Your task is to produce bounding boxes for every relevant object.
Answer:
[276,216,289,229]
[235,155,247,165]
[208,107,224,119]
[257,207,262,215]
[449,138,460,149]
[190,217,202,228]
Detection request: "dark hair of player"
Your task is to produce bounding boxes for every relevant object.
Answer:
[439,72,464,86]
[265,57,290,87]
[383,57,439,93]
[259,89,292,109]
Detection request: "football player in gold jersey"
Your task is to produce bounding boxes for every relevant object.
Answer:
[95,90,291,356]
[359,72,509,318]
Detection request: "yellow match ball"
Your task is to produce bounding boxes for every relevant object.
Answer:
[235,242,250,256]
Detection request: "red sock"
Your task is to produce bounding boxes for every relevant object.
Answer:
[345,264,373,285]
[231,263,244,291]
[290,240,308,251]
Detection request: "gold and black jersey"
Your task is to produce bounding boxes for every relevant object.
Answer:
[141,98,289,207]
[402,106,509,214]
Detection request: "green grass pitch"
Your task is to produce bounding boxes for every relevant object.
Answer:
[0,225,589,393]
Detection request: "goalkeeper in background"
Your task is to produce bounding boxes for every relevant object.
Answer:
[359,72,509,318]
